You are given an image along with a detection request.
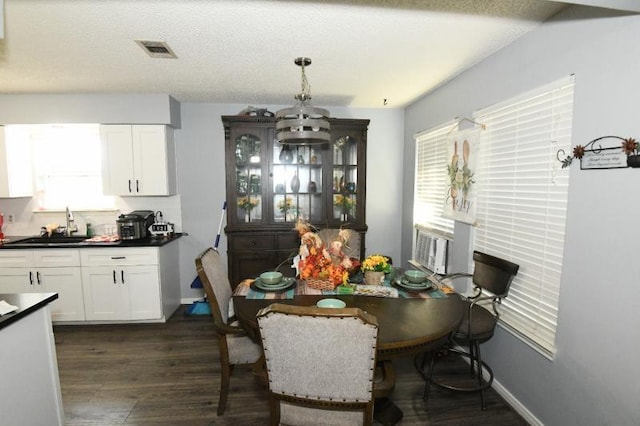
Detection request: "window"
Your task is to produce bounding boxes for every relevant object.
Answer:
[413,120,457,236]
[472,75,575,355]
[7,124,115,211]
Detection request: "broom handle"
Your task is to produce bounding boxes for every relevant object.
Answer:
[214,201,227,251]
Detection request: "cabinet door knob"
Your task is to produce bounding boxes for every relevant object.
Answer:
[250,240,257,247]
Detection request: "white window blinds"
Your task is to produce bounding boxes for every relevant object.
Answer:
[472,76,575,355]
[413,121,456,236]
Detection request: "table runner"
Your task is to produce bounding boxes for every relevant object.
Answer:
[233,276,454,300]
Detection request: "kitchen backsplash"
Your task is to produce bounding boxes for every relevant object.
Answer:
[0,195,182,237]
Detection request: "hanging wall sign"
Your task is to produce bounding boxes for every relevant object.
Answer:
[442,127,482,225]
[580,147,628,169]
[558,136,638,169]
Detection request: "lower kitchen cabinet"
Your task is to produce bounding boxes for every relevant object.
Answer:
[0,243,180,323]
[81,265,160,321]
[0,249,85,321]
[80,246,179,322]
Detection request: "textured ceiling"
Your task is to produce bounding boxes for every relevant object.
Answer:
[0,0,635,108]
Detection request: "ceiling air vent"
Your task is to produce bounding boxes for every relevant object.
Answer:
[135,40,177,59]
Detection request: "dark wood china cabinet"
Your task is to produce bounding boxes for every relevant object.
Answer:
[222,115,369,287]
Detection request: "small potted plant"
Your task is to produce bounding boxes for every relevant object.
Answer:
[361,254,391,286]
[237,196,259,222]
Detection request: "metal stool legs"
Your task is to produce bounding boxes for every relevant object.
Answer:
[418,341,494,410]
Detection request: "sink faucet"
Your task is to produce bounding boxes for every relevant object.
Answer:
[65,206,78,236]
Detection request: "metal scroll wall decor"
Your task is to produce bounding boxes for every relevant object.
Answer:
[557,136,639,170]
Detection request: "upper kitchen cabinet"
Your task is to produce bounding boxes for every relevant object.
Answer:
[100,124,176,196]
[0,126,33,198]
[222,115,369,285]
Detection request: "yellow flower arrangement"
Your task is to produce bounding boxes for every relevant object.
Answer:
[277,196,294,213]
[361,254,391,273]
[237,196,259,211]
[334,194,354,211]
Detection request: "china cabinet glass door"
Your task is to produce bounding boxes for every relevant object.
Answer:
[332,135,358,223]
[272,144,325,223]
[233,132,265,224]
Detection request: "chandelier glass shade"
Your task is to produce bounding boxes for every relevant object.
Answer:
[276,57,330,145]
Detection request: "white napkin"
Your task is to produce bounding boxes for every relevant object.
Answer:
[0,300,19,316]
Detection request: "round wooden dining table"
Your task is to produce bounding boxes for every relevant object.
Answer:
[233,293,466,360]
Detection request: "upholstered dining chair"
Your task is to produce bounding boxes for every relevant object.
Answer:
[195,247,262,415]
[422,250,519,410]
[256,303,381,426]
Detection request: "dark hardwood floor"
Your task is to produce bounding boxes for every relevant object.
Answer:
[54,306,528,425]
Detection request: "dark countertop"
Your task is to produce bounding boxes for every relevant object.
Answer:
[0,233,183,249]
[0,292,59,331]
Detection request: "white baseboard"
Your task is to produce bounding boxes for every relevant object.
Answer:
[181,297,205,305]
[492,378,543,426]
[452,344,543,425]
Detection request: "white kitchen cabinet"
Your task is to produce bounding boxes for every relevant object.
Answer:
[80,247,179,322]
[100,124,176,196]
[81,265,160,321]
[0,126,33,197]
[0,249,85,321]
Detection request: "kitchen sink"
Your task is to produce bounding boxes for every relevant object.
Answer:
[6,235,90,246]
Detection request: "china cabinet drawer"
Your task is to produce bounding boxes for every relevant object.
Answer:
[229,235,275,250]
[277,233,300,250]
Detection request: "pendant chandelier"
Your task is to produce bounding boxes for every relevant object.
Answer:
[276,57,330,145]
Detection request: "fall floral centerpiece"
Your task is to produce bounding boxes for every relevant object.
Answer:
[293,220,356,290]
[361,254,392,285]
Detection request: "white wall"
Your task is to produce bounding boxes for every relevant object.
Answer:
[176,104,404,300]
[403,6,639,425]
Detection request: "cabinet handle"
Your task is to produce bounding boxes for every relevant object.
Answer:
[29,271,34,285]
[111,256,126,259]
[113,270,117,284]
[136,180,140,193]
[128,179,132,193]
[36,271,41,285]
[250,240,257,247]
[121,270,125,284]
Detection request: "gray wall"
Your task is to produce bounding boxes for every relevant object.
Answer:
[403,6,639,425]
[0,94,181,127]
[176,104,405,300]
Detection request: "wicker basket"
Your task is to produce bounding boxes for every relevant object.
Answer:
[305,278,336,290]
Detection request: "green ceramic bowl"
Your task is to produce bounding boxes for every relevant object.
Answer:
[316,298,346,309]
[404,269,428,284]
[259,271,283,285]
